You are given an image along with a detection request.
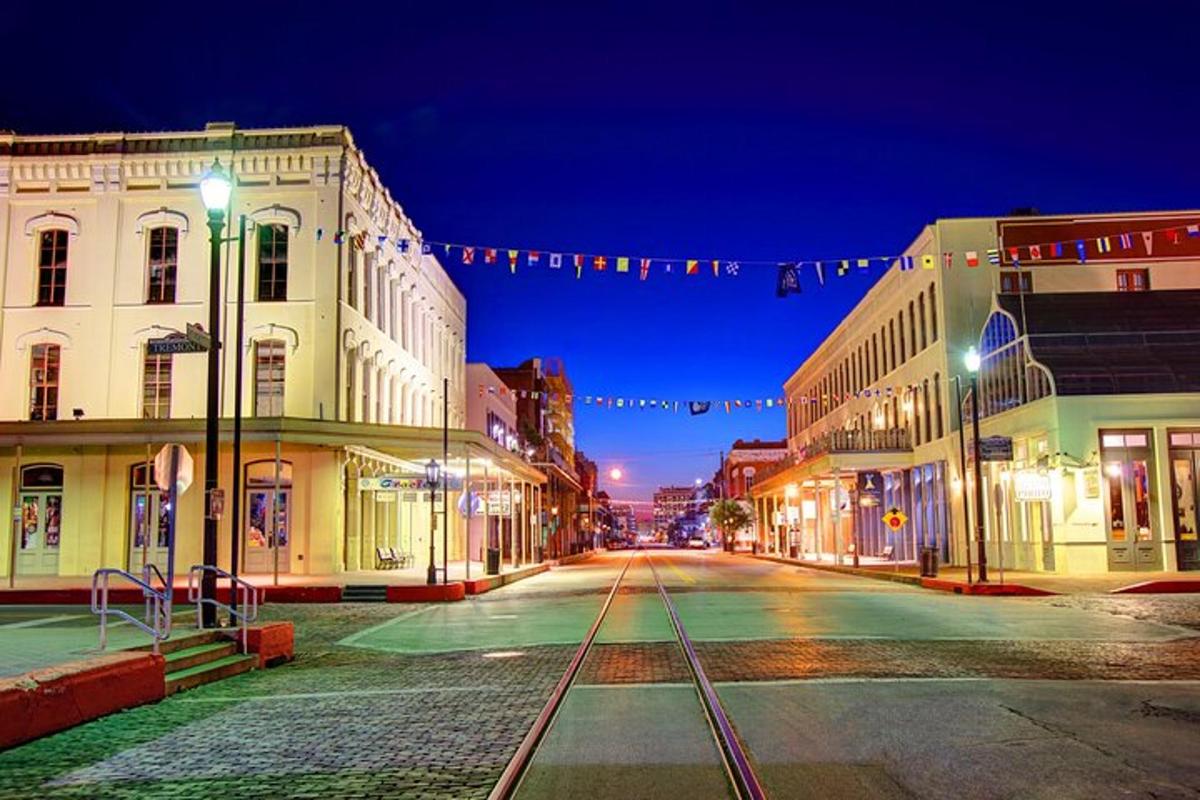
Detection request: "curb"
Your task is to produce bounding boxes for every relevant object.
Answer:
[464,564,550,595]
[1111,579,1200,595]
[752,554,1058,596]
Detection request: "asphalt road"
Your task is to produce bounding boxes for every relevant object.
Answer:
[3,550,1199,799]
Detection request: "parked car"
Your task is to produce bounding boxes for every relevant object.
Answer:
[687,536,708,549]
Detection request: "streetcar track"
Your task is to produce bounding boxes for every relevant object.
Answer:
[490,549,767,800]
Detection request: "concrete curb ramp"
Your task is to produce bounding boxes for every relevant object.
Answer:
[0,651,165,751]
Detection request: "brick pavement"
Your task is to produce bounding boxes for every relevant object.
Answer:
[576,642,692,685]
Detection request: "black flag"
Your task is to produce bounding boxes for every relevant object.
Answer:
[688,401,712,416]
[776,262,801,297]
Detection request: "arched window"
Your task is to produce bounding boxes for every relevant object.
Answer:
[254,339,286,416]
[146,227,178,304]
[908,300,917,357]
[898,310,906,363]
[918,292,928,351]
[922,379,931,443]
[929,282,939,342]
[29,343,61,421]
[363,251,374,321]
[257,224,288,302]
[345,356,356,422]
[36,229,69,307]
[888,320,896,370]
[933,373,944,439]
[347,235,359,310]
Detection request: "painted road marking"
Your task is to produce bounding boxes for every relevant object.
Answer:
[336,605,437,647]
[666,559,696,584]
[175,685,523,703]
[0,613,87,629]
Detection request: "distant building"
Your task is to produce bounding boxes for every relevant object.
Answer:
[721,439,788,499]
[609,502,637,537]
[653,485,696,532]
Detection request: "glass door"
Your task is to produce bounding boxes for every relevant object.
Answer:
[1101,430,1161,571]
[1168,431,1199,571]
[129,464,170,571]
[243,460,293,574]
[17,465,63,576]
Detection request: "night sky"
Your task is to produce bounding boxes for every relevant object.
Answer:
[4,2,1197,501]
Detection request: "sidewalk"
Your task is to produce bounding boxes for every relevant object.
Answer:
[754,553,1200,596]
[0,557,562,605]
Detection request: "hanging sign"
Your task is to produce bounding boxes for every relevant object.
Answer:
[359,475,463,491]
[857,471,882,508]
[882,507,908,531]
[969,436,1013,462]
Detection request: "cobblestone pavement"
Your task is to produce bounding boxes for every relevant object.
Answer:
[1042,593,1200,633]
[577,642,691,685]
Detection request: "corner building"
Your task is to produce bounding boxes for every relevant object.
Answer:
[0,123,543,581]
[751,209,1200,575]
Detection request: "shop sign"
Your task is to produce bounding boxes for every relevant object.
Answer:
[1014,471,1052,502]
[830,486,851,514]
[970,436,1013,462]
[359,475,463,491]
[857,471,882,507]
[375,491,396,503]
[206,488,225,520]
[882,507,908,531]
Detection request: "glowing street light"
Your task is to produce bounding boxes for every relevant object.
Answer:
[609,467,623,482]
[964,344,987,582]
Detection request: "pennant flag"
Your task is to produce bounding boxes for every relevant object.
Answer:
[377,235,387,245]
[814,261,825,285]
[775,263,801,297]
[528,250,541,266]
[316,228,324,241]
[857,258,871,270]
[1007,246,1020,267]
[943,252,953,269]
[725,261,740,276]
[837,259,851,276]
[421,242,432,254]
[593,255,607,272]
[765,398,774,408]
[638,399,646,408]
[734,399,743,408]
[965,251,979,267]
[686,259,699,275]
[673,401,680,413]
[398,239,410,253]
[1142,231,1154,254]
[1029,244,1042,260]
[921,254,936,270]
[550,253,562,269]
[508,249,519,273]
[616,398,624,408]
[1096,236,1112,254]
[616,256,630,273]
[573,254,585,278]
[1118,233,1133,250]
[1050,241,1063,258]
[986,249,1000,265]
[1075,240,1088,263]
[900,256,915,271]
[484,247,497,264]
[712,260,721,277]
[444,244,451,255]
[724,400,732,414]
[1167,228,1182,245]
[333,230,345,245]
[755,399,763,411]
[1188,224,1200,238]
[639,258,651,281]
[462,246,475,265]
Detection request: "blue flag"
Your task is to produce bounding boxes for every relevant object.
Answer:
[688,401,712,416]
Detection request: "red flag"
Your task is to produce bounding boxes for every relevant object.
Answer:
[639,258,651,281]
[1029,244,1042,260]
[462,246,475,264]
[484,247,497,264]
[593,255,607,271]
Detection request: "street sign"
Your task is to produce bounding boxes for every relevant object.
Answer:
[147,335,207,355]
[857,471,882,508]
[154,444,193,494]
[186,323,213,351]
[969,435,1013,462]
[881,507,908,531]
[206,488,225,520]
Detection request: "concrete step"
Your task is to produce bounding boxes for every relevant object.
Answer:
[165,654,255,695]
[342,584,389,602]
[130,628,226,655]
[164,641,238,673]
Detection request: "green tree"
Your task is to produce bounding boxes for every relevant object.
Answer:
[709,499,755,550]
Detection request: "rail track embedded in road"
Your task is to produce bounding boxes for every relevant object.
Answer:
[489,550,767,800]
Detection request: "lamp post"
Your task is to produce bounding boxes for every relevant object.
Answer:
[425,458,441,585]
[199,161,232,627]
[965,346,989,583]
[550,505,559,558]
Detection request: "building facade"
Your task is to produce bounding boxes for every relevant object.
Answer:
[751,209,1200,575]
[0,123,543,582]
[721,439,788,499]
[653,485,696,533]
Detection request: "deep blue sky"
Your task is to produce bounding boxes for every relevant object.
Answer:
[5,2,1197,500]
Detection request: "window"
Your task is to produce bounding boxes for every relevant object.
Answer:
[933,373,944,439]
[898,311,906,363]
[254,340,286,416]
[347,237,359,309]
[142,351,172,419]
[999,272,1033,294]
[257,224,288,301]
[888,320,896,371]
[146,227,178,304]
[929,283,939,342]
[918,293,928,351]
[908,301,917,357]
[1116,268,1150,292]
[363,254,374,320]
[37,229,69,306]
[29,344,60,421]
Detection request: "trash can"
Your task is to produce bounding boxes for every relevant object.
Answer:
[919,547,939,577]
[789,544,799,559]
[486,548,501,575]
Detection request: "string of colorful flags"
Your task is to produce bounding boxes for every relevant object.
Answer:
[478,382,938,415]
[311,220,1200,296]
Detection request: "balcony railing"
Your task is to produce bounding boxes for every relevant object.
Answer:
[807,427,912,457]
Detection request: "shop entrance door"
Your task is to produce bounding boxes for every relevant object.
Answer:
[1101,430,1161,571]
[243,460,292,574]
[1168,431,1200,571]
[17,465,63,576]
[128,464,170,571]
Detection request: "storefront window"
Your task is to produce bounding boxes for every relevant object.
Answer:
[1106,462,1126,541]
[1173,458,1197,539]
[1132,460,1152,540]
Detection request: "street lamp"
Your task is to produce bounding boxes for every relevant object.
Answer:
[425,458,441,585]
[198,160,232,626]
[965,346,988,582]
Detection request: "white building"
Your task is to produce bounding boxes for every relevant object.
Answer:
[0,123,543,580]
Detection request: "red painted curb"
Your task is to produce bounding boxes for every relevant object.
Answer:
[386,583,466,602]
[920,578,1057,596]
[1111,580,1200,594]
[236,622,295,668]
[0,652,164,750]
[0,585,342,605]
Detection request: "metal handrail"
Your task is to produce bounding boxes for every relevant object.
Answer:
[141,563,168,628]
[91,568,172,654]
[187,565,260,653]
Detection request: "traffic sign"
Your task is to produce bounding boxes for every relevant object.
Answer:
[147,335,207,355]
[154,444,194,494]
[881,507,908,531]
[186,323,213,351]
